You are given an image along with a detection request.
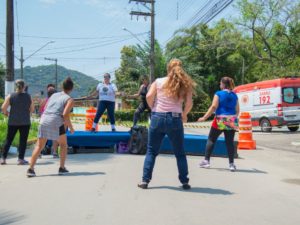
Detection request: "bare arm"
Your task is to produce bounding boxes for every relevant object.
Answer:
[198,95,219,122]
[236,101,240,116]
[146,82,157,109]
[63,99,75,134]
[128,85,143,99]
[182,90,193,123]
[1,95,11,116]
[30,99,35,114]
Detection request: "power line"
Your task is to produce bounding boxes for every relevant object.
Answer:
[34,33,148,52]
[183,0,213,27]
[0,31,148,40]
[162,0,233,47]
[89,1,131,38]
[33,37,135,56]
[190,0,234,27]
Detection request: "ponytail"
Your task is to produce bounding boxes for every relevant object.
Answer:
[15,79,25,93]
[221,76,235,90]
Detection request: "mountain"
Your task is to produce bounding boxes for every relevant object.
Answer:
[14,65,98,98]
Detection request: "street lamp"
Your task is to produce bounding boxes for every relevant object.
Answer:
[44,57,58,89]
[20,41,55,80]
[122,27,155,82]
[122,27,147,47]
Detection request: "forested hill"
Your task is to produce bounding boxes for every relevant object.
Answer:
[14,65,98,98]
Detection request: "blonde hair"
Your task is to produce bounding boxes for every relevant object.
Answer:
[15,79,25,93]
[221,76,235,90]
[163,59,196,100]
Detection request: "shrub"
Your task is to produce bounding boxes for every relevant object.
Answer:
[0,98,4,110]
[0,119,38,150]
[109,109,150,122]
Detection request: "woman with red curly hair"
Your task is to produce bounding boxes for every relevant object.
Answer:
[138,59,196,190]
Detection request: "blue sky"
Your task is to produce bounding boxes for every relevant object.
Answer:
[0,0,237,81]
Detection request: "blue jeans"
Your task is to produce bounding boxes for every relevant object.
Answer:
[142,112,189,184]
[93,100,115,125]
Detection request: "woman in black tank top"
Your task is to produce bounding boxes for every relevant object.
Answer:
[128,75,151,126]
[1,79,34,165]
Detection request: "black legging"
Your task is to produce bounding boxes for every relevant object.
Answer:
[204,127,235,163]
[2,125,30,160]
[133,101,151,126]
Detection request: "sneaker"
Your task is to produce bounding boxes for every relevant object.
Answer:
[112,128,116,132]
[0,158,7,165]
[27,168,36,177]
[17,159,29,165]
[229,163,236,172]
[137,182,148,189]
[182,183,191,190]
[199,160,210,168]
[52,153,59,158]
[58,167,69,175]
[90,127,96,133]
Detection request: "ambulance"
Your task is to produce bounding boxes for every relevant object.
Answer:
[234,77,300,132]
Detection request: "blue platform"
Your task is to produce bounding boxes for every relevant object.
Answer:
[67,131,130,148]
[67,131,232,157]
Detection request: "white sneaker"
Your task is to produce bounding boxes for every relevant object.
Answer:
[229,163,236,172]
[199,160,210,168]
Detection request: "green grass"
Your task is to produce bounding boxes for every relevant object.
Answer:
[0,114,38,149]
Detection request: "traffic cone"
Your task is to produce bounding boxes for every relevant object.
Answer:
[85,107,98,131]
[238,112,256,150]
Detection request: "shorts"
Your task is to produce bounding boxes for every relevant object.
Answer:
[59,125,66,136]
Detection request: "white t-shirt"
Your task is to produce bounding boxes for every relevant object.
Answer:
[96,83,118,102]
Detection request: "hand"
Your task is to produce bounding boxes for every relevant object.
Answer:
[69,127,75,134]
[182,114,188,123]
[197,117,206,122]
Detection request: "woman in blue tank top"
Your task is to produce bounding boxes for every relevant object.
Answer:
[198,77,240,171]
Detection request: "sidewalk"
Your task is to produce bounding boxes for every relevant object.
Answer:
[1,125,300,225]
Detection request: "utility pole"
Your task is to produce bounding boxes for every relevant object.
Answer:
[44,57,58,89]
[20,41,54,81]
[5,0,14,96]
[20,47,24,79]
[129,0,155,83]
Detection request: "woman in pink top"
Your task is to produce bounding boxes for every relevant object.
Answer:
[138,59,196,190]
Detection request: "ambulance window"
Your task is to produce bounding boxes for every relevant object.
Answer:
[283,88,294,103]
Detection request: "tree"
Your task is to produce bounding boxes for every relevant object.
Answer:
[235,0,300,77]
[115,40,167,105]
[165,20,252,98]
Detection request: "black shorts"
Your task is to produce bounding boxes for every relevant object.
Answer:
[59,125,66,136]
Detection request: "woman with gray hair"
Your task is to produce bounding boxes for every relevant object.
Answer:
[1,79,34,165]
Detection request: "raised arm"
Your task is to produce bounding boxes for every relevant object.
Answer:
[128,85,143,99]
